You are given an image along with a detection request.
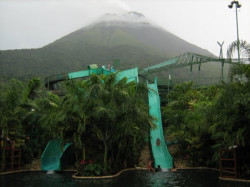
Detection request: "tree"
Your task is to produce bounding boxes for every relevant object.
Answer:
[227,40,250,59]
[227,40,250,81]
[163,82,219,166]
[209,63,250,147]
[0,78,41,171]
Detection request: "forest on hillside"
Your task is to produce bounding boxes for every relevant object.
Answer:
[0,22,216,83]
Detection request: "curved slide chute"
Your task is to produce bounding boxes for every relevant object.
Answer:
[147,78,173,170]
[45,66,138,89]
[41,139,72,171]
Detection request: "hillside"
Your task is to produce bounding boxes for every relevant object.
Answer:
[0,11,220,83]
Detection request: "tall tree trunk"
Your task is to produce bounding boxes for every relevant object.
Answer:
[82,144,86,161]
[103,140,108,175]
[1,136,6,172]
[123,138,129,168]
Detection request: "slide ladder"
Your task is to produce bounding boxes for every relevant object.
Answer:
[147,78,173,170]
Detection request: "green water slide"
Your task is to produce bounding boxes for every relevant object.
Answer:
[41,139,72,171]
[68,67,138,82]
[45,65,115,89]
[45,65,138,89]
[147,78,173,170]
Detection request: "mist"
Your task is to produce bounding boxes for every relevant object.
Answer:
[0,0,250,57]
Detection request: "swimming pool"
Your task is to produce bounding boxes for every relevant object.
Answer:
[0,169,248,187]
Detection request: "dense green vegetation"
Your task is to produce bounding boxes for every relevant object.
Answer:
[41,73,155,175]
[163,63,250,167]
[0,73,155,175]
[0,78,43,170]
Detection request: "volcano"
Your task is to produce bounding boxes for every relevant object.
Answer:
[0,11,214,80]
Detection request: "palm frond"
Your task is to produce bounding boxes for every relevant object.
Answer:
[227,40,250,59]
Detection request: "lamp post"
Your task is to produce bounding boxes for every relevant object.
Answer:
[228,1,241,63]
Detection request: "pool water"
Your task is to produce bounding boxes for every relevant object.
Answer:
[0,169,248,187]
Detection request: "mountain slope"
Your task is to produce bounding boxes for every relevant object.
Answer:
[0,11,216,81]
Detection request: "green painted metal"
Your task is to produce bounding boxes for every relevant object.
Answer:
[45,66,138,89]
[140,57,178,75]
[116,67,139,83]
[147,78,173,170]
[87,64,98,70]
[102,68,112,75]
[68,68,103,79]
[56,67,138,84]
[41,139,72,171]
[139,52,244,76]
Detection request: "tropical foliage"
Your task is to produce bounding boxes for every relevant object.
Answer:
[0,74,154,174]
[37,73,154,175]
[163,63,250,167]
[0,78,42,171]
[227,40,250,59]
[163,82,218,166]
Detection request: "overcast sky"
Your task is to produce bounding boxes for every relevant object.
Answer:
[0,0,250,57]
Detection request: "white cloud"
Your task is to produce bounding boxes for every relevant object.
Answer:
[0,0,249,58]
[106,0,131,13]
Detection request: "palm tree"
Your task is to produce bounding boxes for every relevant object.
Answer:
[227,40,250,59]
[0,78,40,171]
[84,73,154,173]
[227,40,250,82]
